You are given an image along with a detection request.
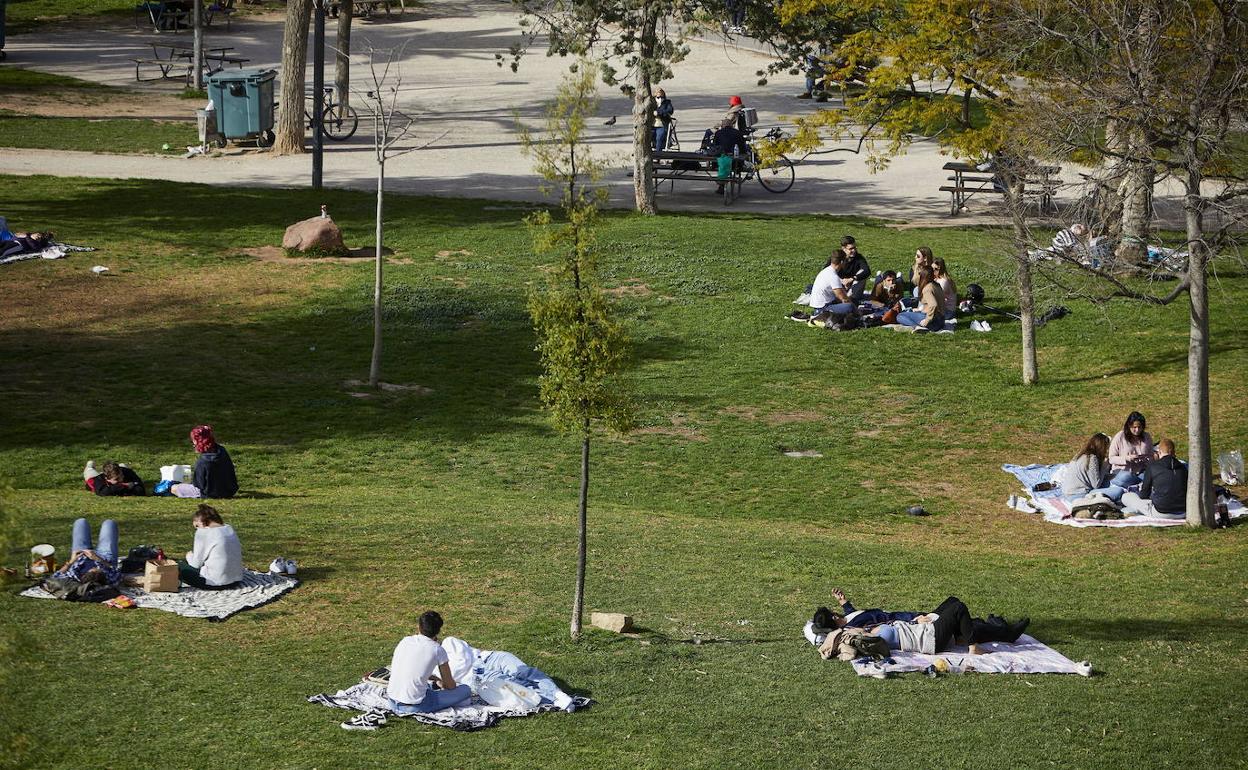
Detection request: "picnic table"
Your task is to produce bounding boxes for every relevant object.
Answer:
[940,161,1061,216]
[135,0,236,32]
[328,0,406,17]
[131,41,250,85]
[651,149,747,205]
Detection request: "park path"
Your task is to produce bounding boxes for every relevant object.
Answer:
[0,0,1137,225]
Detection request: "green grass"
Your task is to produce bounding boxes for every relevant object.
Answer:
[3,0,133,33]
[0,68,113,92]
[0,175,1246,769]
[0,111,196,154]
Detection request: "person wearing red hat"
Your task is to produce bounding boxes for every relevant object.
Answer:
[716,95,745,131]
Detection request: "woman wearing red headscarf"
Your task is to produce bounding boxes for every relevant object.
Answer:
[172,425,239,499]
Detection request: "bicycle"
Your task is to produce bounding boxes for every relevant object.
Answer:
[277,87,360,142]
[741,126,796,194]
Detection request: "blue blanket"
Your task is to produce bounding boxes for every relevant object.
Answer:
[1001,463,1064,498]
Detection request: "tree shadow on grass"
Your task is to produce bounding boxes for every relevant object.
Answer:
[1038,617,1248,644]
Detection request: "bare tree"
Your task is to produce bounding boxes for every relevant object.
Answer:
[274,0,313,155]
[356,43,447,388]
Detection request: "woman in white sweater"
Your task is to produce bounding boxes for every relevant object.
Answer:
[180,504,244,589]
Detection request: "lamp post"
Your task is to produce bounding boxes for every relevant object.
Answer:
[312,0,326,189]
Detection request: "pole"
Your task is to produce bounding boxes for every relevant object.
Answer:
[192,0,203,91]
[312,0,326,189]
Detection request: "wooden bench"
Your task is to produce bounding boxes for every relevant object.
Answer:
[329,0,406,17]
[651,150,747,204]
[131,57,193,83]
[941,161,1061,216]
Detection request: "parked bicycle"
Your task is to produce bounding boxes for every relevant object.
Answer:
[741,126,796,194]
[276,87,360,141]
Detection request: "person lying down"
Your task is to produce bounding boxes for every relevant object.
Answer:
[442,636,577,712]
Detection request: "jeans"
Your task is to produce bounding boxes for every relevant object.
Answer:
[813,302,855,316]
[1120,491,1184,519]
[476,651,571,708]
[897,310,941,330]
[388,685,472,714]
[72,518,118,566]
[653,125,668,151]
[1087,485,1125,502]
[1110,469,1141,488]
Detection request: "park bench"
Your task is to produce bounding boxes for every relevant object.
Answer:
[940,161,1061,216]
[205,0,238,31]
[328,0,407,18]
[651,149,747,204]
[135,2,189,32]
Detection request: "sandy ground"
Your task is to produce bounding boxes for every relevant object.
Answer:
[0,0,1216,226]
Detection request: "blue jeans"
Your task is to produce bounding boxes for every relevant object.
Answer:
[1087,485,1125,502]
[72,518,118,566]
[388,685,471,714]
[653,125,668,150]
[897,310,940,329]
[1110,469,1141,488]
[476,651,567,707]
[813,302,855,316]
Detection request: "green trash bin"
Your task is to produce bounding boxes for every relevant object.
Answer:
[207,68,277,146]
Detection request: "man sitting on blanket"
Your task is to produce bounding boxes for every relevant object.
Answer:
[386,610,472,715]
[1120,438,1187,519]
[441,636,577,712]
[805,588,1030,649]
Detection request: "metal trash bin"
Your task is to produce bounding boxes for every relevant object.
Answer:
[196,108,224,148]
[206,68,277,147]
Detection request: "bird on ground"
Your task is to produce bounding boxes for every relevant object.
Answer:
[603,116,617,126]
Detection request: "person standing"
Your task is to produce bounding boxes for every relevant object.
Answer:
[653,88,674,150]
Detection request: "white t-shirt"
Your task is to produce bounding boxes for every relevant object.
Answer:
[387,634,448,704]
[809,264,846,309]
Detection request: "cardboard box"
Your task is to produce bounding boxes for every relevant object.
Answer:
[143,559,180,592]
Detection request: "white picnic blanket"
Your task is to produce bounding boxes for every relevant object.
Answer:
[1001,463,1246,528]
[848,635,1093,678]
[20,569,298,621]
[308,677,591,732]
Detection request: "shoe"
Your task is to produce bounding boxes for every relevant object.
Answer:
[268,557,287,575]
[796,92,812,99]
[981,321,992,331]
[715,185,725,194]
[341,710,388,731]
[1006,618,1030,643]
[789,311,810,322]
[970,320,983,331]
[814,93,828,103]
[284,558,297,576]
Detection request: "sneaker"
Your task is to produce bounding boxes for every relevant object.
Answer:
[284,558,298,576]
[341,710,388,731]
[268,557,287,575]
[796,91,812,99]
[789,310,810,322]
[981,321,993,331]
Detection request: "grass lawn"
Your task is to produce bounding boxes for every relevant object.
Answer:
[0,111,197,154]
[1,175,1246,768]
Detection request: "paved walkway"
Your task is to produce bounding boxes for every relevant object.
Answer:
[0,0,1187,226]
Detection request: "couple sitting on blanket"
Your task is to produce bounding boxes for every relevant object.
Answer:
[49,505,244,597]
[806,588,1030,657]
[1056,411,1187,519]
[384,611,575,718]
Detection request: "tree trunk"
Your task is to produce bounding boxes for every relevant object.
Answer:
[334,1,353,111]
[192,0,203,91]
[1116,126,1153,265]
[1093,118,1127,242]
[631,5,659,215]
[1183,173,1215,528]
[274,0,313,155]
[369,157,384,387]
[571,432,589,639]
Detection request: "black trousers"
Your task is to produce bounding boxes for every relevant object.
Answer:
[929,596,975,652]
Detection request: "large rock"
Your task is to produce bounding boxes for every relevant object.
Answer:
[283,216,346,255]
[590,612,634,633]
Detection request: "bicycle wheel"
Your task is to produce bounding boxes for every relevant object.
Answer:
[320,104,359,141]
[757,155,795,193]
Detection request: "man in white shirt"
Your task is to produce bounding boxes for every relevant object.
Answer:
[386,611,472,714]
[809,252,855,319]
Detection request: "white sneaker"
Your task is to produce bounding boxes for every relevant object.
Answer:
[970,320,984,332]
[982,321,992,331]
[284,558,297,576]
[268,557,287,575]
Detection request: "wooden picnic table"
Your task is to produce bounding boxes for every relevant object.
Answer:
[328,0,407,17]
[651,149,747,205]
[940,161,1061,216]
[131,41,251,84]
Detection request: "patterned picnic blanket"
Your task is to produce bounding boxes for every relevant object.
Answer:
[20,569,298,621]
[848,635,1093,678]
[1,242,95,266]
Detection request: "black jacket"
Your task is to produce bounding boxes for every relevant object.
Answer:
[711,126,748,157]
[1140,455,1187,514]
[838,254,871,284]
[95,466,145,496]
[655,96,674,124]
[194,445,239,499]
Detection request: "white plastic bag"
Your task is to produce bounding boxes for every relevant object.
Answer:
[476,677,541,710]
[1218,449,1243,486]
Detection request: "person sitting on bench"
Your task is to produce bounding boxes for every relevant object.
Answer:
[1121,438,1187,519]
[387,611,472,715]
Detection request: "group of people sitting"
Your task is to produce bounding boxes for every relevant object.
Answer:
[793,236,969,332]
[805,588,1030,658]
[1053,411,1188,519]
[83,424,238,499]
[44,503,245,600]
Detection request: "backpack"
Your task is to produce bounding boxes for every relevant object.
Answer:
[41,575,121,603]
[819,626,890,661]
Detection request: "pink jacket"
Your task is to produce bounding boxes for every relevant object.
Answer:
[1109,430,1154,473]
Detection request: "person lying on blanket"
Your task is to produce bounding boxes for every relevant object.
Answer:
[441,636,577,712]
[807,591,1030,653]
[387,611,473,715]
[0,229,54,258]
